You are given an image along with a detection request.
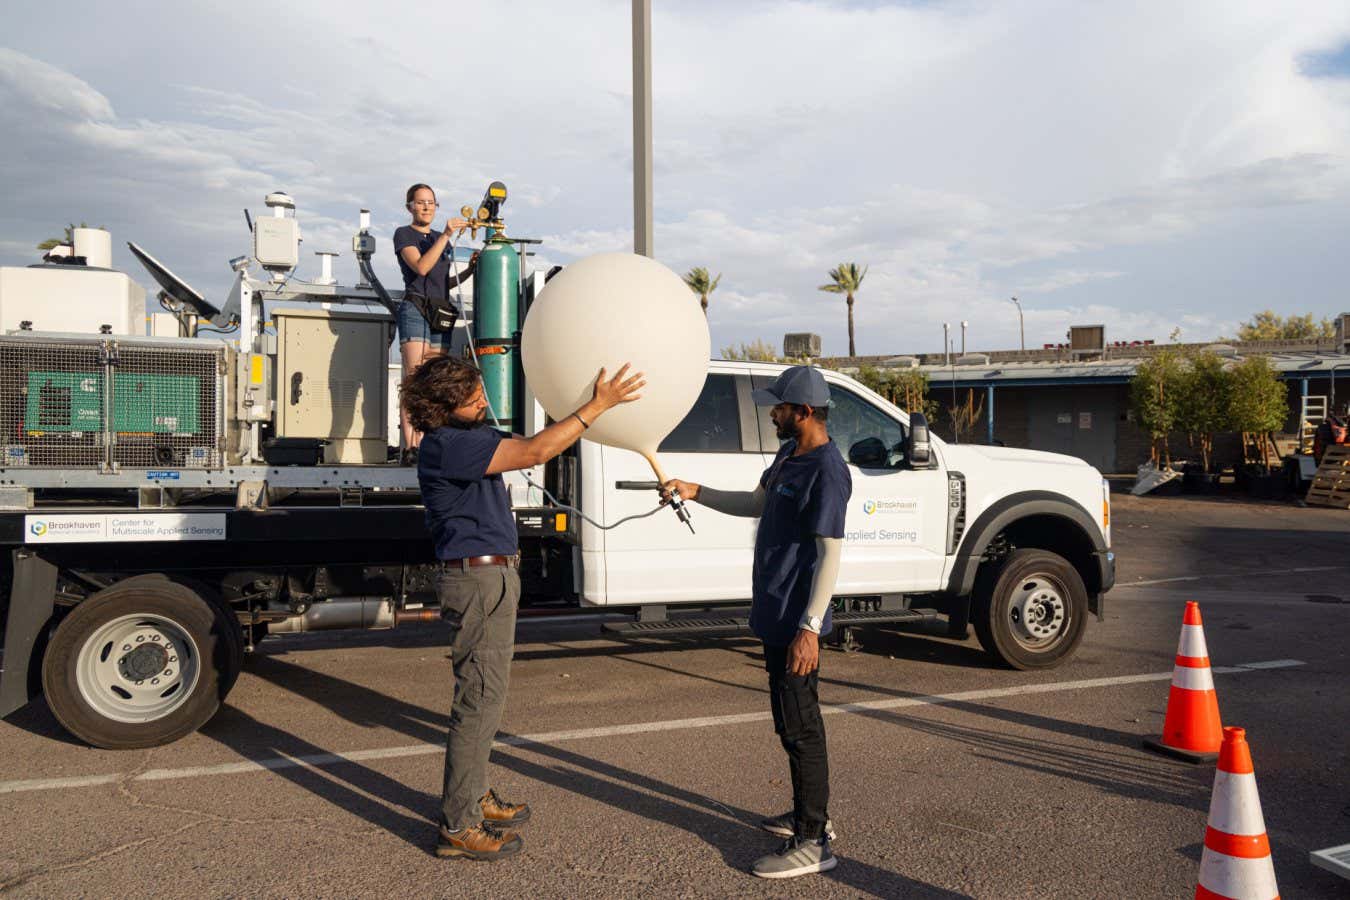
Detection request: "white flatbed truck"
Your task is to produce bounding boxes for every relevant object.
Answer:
[1,358,1114,748]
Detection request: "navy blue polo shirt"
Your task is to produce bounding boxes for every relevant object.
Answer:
[750,439,852,646]
[417,425,519,560]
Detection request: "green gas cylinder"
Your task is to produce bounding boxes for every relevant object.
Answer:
[472,234,520,429]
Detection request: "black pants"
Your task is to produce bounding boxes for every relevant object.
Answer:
[763,642,830,841]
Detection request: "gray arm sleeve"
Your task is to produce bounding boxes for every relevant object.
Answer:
[696,485,766,518]
[800,536,844,627]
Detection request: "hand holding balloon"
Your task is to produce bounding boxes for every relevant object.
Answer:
[590,364,646,412]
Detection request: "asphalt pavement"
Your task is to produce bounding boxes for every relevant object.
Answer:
[1,492,1348,898]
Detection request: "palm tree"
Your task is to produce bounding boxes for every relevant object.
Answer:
[682,266,721,316]
[37,222,90,252]
[818,262,868,357]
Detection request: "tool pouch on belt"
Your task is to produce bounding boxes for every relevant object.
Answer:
[406,291,459,333]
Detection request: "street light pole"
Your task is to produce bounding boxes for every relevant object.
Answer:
[943,322,950,366]
[632,0,653,258]
[1010,297,1024,351]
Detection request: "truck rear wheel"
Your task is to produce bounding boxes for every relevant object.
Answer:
[972,548,1087,670]
[41,578,238,749]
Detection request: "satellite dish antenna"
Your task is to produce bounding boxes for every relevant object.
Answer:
[126,241,231,332]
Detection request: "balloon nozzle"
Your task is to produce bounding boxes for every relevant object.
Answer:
[668,494,695,534]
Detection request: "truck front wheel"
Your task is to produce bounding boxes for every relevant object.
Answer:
[41,579,238,749]
[971,549,1087,670]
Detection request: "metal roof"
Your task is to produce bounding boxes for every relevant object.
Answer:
[839,350,1350,388]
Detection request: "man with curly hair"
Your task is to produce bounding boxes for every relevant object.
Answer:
[401,356,644,861]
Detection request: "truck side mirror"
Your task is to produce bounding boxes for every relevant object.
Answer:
[907,413,932,468]
[848,437,888,468]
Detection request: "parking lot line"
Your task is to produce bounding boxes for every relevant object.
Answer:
[0,659,1304,796]
[1116,566,1344,587]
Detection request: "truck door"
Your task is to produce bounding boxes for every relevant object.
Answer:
[598,372,770,605]
[808,382,949,592]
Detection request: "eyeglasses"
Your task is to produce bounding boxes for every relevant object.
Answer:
[410,200,439,208]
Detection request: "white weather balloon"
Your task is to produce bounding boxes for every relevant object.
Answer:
[521,253,710,475]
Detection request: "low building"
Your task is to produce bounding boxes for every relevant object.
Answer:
[818,333,1350,474]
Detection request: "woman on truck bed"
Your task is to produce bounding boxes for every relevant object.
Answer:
[393,183,470,464]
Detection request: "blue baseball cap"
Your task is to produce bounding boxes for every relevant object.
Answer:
[751,365,831,407]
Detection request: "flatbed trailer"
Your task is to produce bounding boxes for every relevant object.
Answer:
[0,462,584,747]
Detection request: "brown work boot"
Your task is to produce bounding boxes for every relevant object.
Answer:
[480,787,532,826]
[435,823,523,860]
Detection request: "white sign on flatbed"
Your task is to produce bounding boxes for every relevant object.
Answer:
[24,513,227,544]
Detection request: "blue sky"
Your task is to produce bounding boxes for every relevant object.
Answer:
[1302,42,1350,77]
[2,1,1350,357]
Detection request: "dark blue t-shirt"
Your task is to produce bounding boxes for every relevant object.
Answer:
[394,225,449,301]
[750,439,852,646]
[418,425,519,560]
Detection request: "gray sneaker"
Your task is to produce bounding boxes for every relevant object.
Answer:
[759,811,837,842]
[751,836,837,879]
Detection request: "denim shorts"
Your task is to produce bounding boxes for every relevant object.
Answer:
[397,298,453,350]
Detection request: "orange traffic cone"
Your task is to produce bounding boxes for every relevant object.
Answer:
[1196,726,1279,900]
[1143,601,1223,762]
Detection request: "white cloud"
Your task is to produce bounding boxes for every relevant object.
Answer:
[1012,270,1125,294]
[0,47,112,121]
[1,0,1349,361]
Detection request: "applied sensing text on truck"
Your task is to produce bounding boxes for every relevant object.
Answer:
[0,188,1114,749]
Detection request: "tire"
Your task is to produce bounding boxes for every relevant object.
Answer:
[41,577,237,749]
[971,548,1088,670]
[104,573,244,690]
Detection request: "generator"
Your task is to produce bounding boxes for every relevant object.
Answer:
[0,333,234,469]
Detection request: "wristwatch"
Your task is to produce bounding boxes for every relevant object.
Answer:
[800,614,824,634]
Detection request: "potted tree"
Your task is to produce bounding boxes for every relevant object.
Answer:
[1130,349,1185,473]
[1177,351,1230,493]
[1226,355,1289,497]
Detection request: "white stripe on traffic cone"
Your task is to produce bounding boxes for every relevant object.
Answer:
[1144,602,1223,762]
[1195,726,1279,900]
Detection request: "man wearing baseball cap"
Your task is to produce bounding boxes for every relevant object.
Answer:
[663,365,851,879]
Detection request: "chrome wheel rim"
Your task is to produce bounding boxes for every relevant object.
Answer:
[1007,574,1069,650]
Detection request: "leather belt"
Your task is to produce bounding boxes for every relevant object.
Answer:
[438,555,520,571]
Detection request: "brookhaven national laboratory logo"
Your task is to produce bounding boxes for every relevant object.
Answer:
[861,498,920,516]
[29,521,47,536]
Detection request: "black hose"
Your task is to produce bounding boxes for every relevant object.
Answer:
[358,256,399,318]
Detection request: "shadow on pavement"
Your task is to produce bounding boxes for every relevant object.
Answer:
[513,634,765,664]
[1,696,85,746]
[236,655,967,893]
[493,732,971,899]
[201,704,434,852]
[259,625,766,664]
[836,627,993,669]
[241,653,446,742]
[820,672,1149,748]
[836,698,1208,809]
[814,670,1214,808]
